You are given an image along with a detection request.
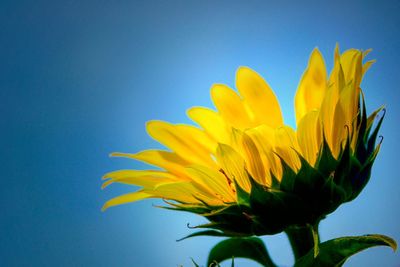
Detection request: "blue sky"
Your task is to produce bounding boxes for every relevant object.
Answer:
[1,1,399,266]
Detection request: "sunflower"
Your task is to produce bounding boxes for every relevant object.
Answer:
[103,45,384,237]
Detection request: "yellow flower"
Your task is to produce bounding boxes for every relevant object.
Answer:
[103,45,384,236]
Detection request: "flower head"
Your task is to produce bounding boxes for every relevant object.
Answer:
[103,45,384,237]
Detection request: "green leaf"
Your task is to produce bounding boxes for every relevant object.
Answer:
[294,234,397,267]
[207,237,277,267]
[367,108,385,155]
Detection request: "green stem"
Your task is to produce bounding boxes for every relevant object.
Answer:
[310,223,319,258]
[285,223,320,261]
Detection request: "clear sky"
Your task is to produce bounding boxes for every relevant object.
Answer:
[1,1,399,266]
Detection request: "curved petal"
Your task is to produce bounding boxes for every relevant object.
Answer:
[102,170,177,189]
[111,150,189,177]
[297,110,322,166]
[328,44,345,89]
[331,84,361,157]
[211,84,253,129]
[340,49,363,88]
[295,48,327,124]
[229,129,267,185]
[236,67,283,128]
[362,59,375,76]
[245,125,281,183]
[187,106,231,144]
[216,143,251,192]
[102,191,152,211]
[274,126,301,171]
[146,120,217,167]
[186,165,236,202]
[150,181,219,205]
[322,45,343,147]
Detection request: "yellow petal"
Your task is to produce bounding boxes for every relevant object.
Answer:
[102,191,151,211]
[321,45,346,147]
[361,49,375,78]
[319,86,338,148]
[328,44,345,89]
[216,143,250,192]
[295,48,327,124]
[211,84,253,129]
[340,49,363,89]
[240,132,266,185]
[146,121,216,167]
[111,150,189,177]
[297,110,321,166]
[362,60,376,76]
[245,125,281,183]
[331,99,346,158]
[363,48,372,57]
[341,84,360,131]
[185,165,235,202]
[330,84,360,157]
[102,170,177,189]
[150,181,218,205]
[274,126,301,171]
[187,107,231,144]
[236,67,283,128]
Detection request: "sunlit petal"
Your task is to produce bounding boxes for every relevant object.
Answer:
[216,143,250,192]
[211,84,253,129]
[187,107,231,144]
[297,110,321,166]
[146,120,216,166]
[274,126,301,171]
[236,66,283,128]
[295,48,327,124]
[102,191,152,211]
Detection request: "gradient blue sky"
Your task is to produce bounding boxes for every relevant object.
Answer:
[1,1,399,266]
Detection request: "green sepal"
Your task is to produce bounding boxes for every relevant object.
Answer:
[234,179,250,207]
[251,190,301,234]
[348,155,375,201]
[317,175,347,215]
[157,204,213,215]
[207,237,277,267]
[367,108,385,155]
[315,136,338,176]
[278,157,297,192]
[204,205,256,236]
[248,173,308,234]
[177,230,229,241]
[366,106,385,140]
[184,220,250,237]
[333,135,352,195]
[293,154,325,197]
[248,173,293,217]
[269,170,281,189]
[248,172,269,203]
[294,234,397,267]
[358,92,368,142]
